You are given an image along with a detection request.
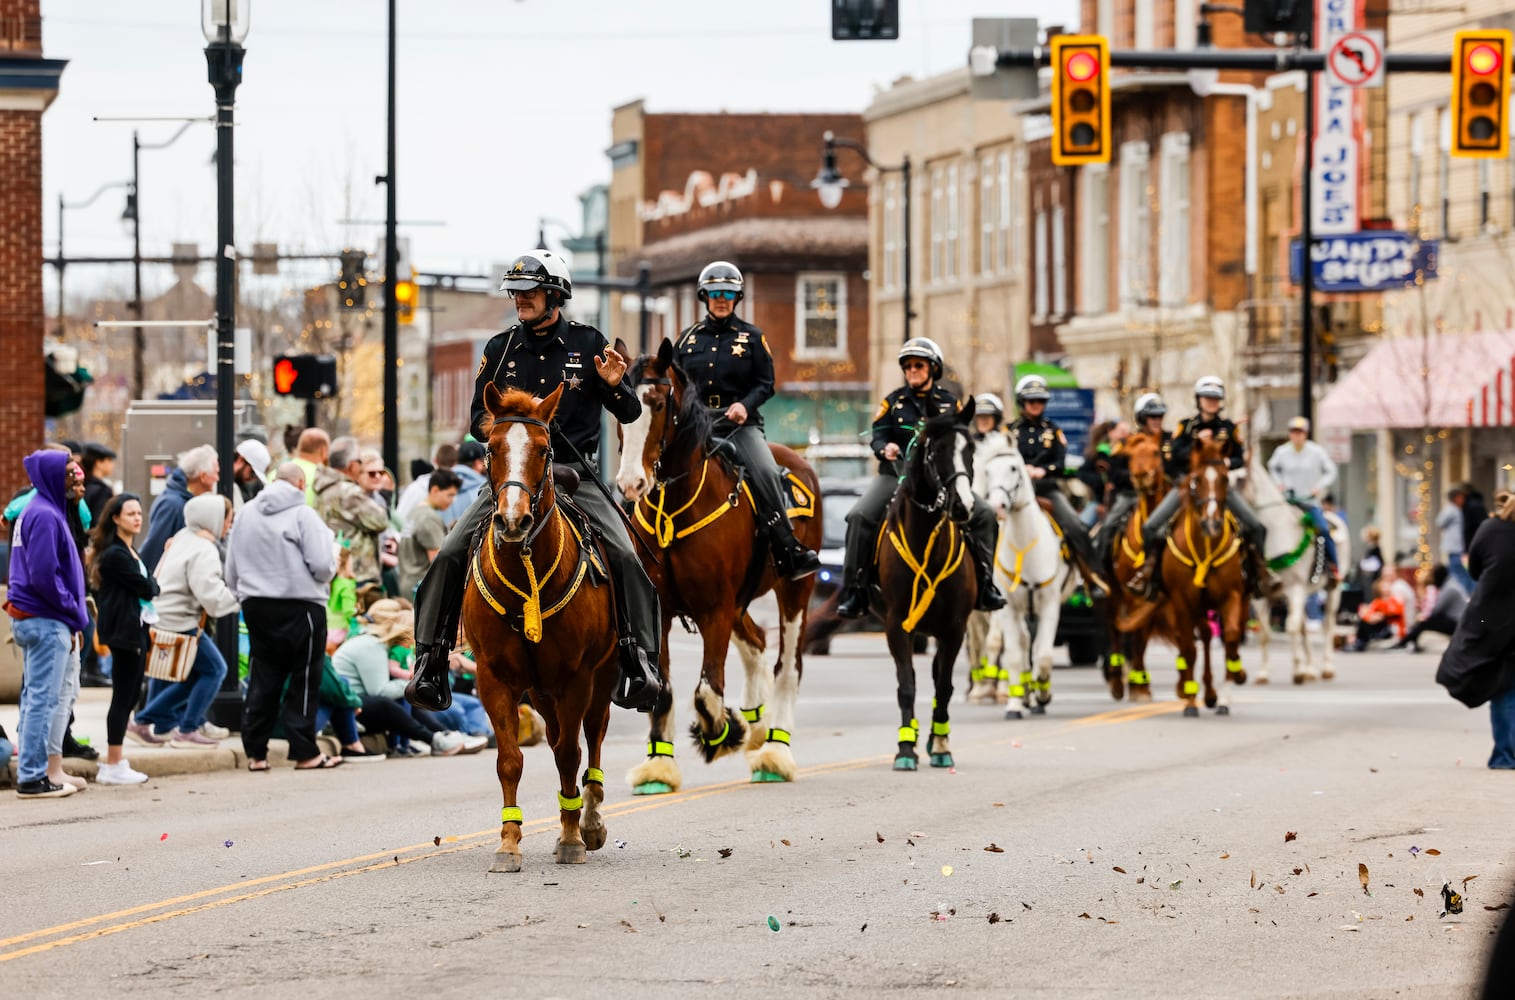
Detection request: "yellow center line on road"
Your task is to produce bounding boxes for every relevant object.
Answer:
[0,698,1170,963]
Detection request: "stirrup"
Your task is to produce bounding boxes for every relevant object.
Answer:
[404,643,454,712]
[613,639,662,713]
[975,579,1007,612]
[836,585,870,619]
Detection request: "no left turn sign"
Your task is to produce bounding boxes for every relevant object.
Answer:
[1327,30,1385,89]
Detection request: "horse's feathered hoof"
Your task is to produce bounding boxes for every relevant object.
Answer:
[626,754,681,795]
[893,754,918,772]
[1214,705,1231,716]
[554,842,587,865]
[690,709,748,764]
[751,770,787,783]
[1004,708,1023,720]
[632,781,674,796]
[489,851,523,874]
[1182,705,1200,718]
[929,753,954,768]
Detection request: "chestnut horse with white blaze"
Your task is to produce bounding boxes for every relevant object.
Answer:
[615,338,822,792]
[1103,432,1172,703]
[877,398,978,771]
[464,385,619,874]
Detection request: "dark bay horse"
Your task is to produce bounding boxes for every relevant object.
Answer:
[615,338,822,792]
[877,398,978,771]
[1123,438,1249,717]
[1103,432,1170,703]
[464,384,619,873]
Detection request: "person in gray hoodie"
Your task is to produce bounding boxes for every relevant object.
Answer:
[226,463,341,771]
[137,493,242,746]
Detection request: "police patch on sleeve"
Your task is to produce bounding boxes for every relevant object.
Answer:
[477,354,487,376]
[1057,429,1067,445]
[874,398,890,421]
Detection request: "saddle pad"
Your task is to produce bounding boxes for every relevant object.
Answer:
[778,468,816,520]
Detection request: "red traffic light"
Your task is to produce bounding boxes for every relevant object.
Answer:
[1468,43,1502,75]
[1065,50,1100,82]
[274,358,298,394]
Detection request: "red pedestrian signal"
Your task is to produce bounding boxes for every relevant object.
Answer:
[273,358,298,394]
[1051,35,1110,166]
[1451,30,1512,158]
[271,354,337,399]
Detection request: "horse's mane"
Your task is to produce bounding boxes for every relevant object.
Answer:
[628,353,718,473]
[478,384,544,438]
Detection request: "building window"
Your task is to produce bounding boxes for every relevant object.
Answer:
[883,177,899,291]
[1135,0,1154,48]
[946,162,960,280]
[1097,0,1114,40]
[1119,140,1152,307]
[930,166,944,282]
[980,155,995,275]
[1439,109,1452,239]
[795,273,847,358]
[1051,196,1067,317]
[1081,163,1110,314]
[1159,132,1191,307]
[1033,192,1049,319]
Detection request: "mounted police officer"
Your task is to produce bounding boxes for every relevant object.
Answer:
[836,338,1007,619]
[1128,375,1278,599]
[404,250,663,714]
[1007,374,1108,596]
[673,261,820,580]
[971,392,1007,443]
[1092,392,1170,570]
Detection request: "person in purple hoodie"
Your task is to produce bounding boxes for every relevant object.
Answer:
[5,450,91,798]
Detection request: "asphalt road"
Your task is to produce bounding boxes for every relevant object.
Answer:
[1,622,1511,1000]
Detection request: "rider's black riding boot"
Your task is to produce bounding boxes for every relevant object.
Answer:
[405,642,454,712]
[613,637,663,713]
[836,519,876,619]
[766,513,821,581]
[1127,539,1164,599]
[836,571,870,619]
[975,565,1008,612]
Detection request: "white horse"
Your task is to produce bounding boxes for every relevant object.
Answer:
[1246,453,1352,684]
[975,435,1072,718]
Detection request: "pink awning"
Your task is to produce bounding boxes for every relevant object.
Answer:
[1318,330,1515,430]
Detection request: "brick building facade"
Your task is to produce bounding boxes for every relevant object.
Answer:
[0,0,64,497]
[607,104,872,471]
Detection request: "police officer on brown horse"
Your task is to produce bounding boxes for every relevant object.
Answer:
[836,337,1007,619]
[405,250,664,714]
[673,261,820,581]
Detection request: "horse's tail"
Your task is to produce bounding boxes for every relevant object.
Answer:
[1115,597,1161,632]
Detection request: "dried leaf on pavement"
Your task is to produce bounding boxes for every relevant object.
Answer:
[1219,853,1230,859]
[1425,848,1441,856]
[988,912,1002,924]
[1078,912,1092,919]
[1284,831,1298,843]
[876,832,885,843]
[718,848,734,859]
[619,920,637,934]
[780,839,791,846]
[1414,888,1425,898]
[1486,904,1511,912]
[1113,866,1127,874]
[1463,875,1479,889]
[1359,863,1371,895]
[1293,867,1304,876]
[985,844,1005,854]
[1250,871,1257,889]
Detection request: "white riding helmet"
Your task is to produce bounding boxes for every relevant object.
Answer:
[1134,392,1168,420]
[1014,374,1051,404]
[1193,375,1226,401]
[974,392,1006,417]
[697,260,744,301]
[500,249,573,300]
[898,337,945,380]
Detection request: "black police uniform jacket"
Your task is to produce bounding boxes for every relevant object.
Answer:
[1166,414,1244,482]
[1108,430,1173,494]
[869,384,959,474]
[1008,415,1068,479]
[471,315,641,458]
[674,315,774,427]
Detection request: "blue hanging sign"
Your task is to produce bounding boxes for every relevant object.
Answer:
[1289,231,1439,292]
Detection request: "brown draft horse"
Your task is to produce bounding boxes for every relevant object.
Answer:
[615,338,822,792]
[1123,437,1249,717]
[1103,432,1171,703]
[877,399,978,771]
[464,384,619,873]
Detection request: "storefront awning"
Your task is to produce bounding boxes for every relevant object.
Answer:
[1318,330,1515,430]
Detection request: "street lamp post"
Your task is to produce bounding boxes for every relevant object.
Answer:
[813,130,913,344]
[203,0,248,730]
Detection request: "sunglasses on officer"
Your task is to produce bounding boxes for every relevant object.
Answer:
[707,290,738,301]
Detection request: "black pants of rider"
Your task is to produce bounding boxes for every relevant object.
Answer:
[1093,489,1141,567]
[840,470,999,590]
[1034,478,1098,566]
[412,463,661,663]
[1141,485,1267,557]
[716,420,791,535]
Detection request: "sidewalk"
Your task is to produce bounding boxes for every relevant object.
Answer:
[1,687,340,785]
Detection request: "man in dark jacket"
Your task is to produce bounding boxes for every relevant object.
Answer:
[5,451,90,798]
[1435,492,1515,768]
[80,442,116,524]
[139,444,219,572]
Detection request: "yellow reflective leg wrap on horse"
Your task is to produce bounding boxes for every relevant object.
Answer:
[1011,670,1033,698]
[501,806,523,825]
[703,719,731,748]
[647,741,675,758]
[994,666,1010,681]
[1128,670,1150,685]
[898,718,918,744]
[741,705,765,723]
[1183,680,1200,695]
[1226,658,1244,674]
[766,727,791,745]
[931,720,950,736]
[582,767,605,786]
[1175,656,1189,671]
[558,788,583,811]
[1109,653,1126,668]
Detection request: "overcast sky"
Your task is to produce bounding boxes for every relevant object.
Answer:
[42,0,1074,302]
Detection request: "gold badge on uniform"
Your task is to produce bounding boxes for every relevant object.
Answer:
[1042,429,1054,448]
[732,344,746,357]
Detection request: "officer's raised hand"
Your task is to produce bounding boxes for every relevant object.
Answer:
[724,402,748,425]
[882,442,902,462]
[595,346,627,386]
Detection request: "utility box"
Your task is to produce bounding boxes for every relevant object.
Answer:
[120,399,251,501]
